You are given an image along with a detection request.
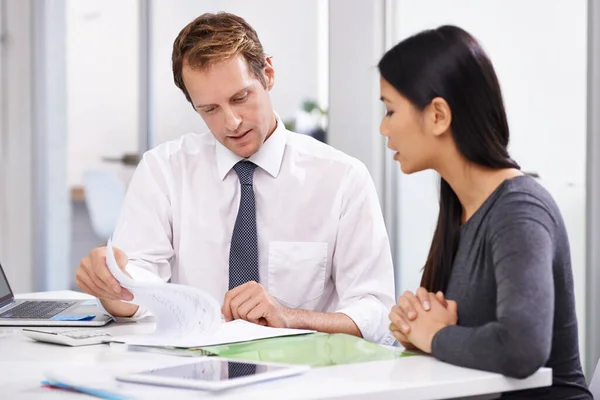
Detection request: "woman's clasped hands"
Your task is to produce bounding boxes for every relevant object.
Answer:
[389,287,458,353]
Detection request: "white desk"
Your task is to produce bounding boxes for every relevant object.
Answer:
[0,291,552,400]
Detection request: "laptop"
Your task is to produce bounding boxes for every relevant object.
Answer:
[0,263,112,327]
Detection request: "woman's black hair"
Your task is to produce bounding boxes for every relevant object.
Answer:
[378,25,519,292]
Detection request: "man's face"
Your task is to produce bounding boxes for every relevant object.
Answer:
[182,56,276,158]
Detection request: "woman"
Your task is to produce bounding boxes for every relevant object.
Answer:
[380,25,590,399]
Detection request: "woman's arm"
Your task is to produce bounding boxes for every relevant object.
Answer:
[430,197,555,378]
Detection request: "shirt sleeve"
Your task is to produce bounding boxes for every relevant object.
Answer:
[100,152,175,317]
[431,193,555,378]
[112,152,175,279]
[332,162,396,345]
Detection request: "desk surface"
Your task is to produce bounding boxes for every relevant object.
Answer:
[0,290,552,400]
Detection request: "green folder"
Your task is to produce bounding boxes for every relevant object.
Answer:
[194,333,416,367]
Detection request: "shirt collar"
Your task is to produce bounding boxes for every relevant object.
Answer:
[215,113,286,180]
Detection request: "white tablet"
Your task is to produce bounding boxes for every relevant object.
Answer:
[116,358,310,391]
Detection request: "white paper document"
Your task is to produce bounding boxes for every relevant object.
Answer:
[105,239,314,348]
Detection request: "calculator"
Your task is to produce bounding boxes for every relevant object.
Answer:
[21,328,112,346]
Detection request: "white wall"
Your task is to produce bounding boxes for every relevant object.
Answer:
[328,0,387,198]
[0,0,73,293]
[151,0,323,145]
[0,0,34,293]
[66,0,140,187]
[33,0,71,291]
[392,0,588,365]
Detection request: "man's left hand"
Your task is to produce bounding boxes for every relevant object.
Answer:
[221,281,291,328]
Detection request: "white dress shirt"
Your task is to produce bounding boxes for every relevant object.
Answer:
[111,115,396,344]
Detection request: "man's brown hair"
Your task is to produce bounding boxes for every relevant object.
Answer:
[172,12,267,105]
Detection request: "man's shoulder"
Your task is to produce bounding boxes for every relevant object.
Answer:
[285,130,367,173]
[143,131,215,164]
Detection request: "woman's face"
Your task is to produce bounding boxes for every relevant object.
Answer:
[379,78,446,174]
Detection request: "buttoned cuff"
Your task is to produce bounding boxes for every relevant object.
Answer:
[336,296,395,345]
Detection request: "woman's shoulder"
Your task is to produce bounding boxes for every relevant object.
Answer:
[497,175,559,211]
[486,175,564,236]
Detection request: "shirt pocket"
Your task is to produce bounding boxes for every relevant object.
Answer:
[268,241,328,308]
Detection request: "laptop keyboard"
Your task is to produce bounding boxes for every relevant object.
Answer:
[0,301,77,319]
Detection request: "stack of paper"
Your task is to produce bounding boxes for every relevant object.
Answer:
[105,239,314,348]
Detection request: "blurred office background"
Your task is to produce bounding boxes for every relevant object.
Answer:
[0,0,599,378]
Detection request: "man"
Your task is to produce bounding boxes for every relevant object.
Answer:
[75,12,395,344]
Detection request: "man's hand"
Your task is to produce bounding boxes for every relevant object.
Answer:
[75,246,138,317]
[222,281,291,328]
[390,292,457,353]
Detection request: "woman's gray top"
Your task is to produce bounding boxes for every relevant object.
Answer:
[431,175,591,399]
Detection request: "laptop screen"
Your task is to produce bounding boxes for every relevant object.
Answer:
[0,263,14,307]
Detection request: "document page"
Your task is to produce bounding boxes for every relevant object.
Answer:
[105,239,314,348]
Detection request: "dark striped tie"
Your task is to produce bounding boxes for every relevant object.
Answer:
[229,161,259,290]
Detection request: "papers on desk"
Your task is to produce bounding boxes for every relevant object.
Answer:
[105,239,314,348]
[113,319,315,348]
